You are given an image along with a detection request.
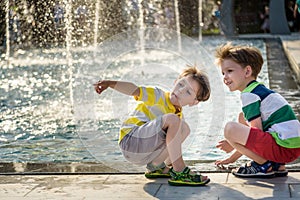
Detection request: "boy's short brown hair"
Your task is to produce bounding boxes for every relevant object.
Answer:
[215,43,264,79]
[179,65,210,102]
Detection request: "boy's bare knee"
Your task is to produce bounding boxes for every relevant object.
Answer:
[224,122,237,140]
[162,113,180,127]
[162,114,190,136]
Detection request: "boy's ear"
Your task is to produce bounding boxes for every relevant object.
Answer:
[245,65,252,77]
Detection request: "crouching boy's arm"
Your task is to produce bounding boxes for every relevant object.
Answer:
[94,80,140,96]
[215,151,242,166]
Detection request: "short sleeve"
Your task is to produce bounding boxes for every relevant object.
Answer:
[241,92,261,121]
[134,87,143,101]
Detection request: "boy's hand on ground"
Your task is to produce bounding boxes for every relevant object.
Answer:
[94,80,109,95]
[216,139,234,153]
[215,157,233,166]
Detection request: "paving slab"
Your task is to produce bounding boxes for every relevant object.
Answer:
[1,173,300,199]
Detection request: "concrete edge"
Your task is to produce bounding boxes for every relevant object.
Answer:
[280,39,300,85]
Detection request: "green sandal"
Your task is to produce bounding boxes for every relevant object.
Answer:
[145,163,171,179]
[168,167,210,186]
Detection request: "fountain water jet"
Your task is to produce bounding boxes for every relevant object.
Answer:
[198,0,203,42]
[93,0,100,58]
[174,0,182,52]
[5,0,10,65]
[137,0,145,66]
[65,0,74,110]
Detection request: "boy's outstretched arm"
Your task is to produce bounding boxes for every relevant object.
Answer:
[94,80,140,96]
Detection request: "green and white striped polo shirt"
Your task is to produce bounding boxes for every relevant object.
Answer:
[241,81,300,148]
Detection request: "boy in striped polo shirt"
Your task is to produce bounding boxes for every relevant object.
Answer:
[214,43,300,178]
[94,66,211,186]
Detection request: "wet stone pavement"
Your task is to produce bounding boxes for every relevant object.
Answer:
[266,38,300,120]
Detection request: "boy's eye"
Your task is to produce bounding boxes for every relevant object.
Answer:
[187,90,191,95]
[179,82,184,87]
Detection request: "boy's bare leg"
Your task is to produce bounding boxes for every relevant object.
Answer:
[150,149,170,173]
[225,121,286,170]
[151,149,168,166]
[162,114,189,172]
[224,122,267,164]
[237,113,283,168]
[150,113,188,173]
[224,122,284,170]
[151,151,171,167]
[164,157,172,166]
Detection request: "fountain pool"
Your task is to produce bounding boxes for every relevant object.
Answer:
[0,27,270,172]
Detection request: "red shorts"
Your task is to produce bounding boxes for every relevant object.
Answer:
[245,127,300,163]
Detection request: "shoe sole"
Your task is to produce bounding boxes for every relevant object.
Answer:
[274,170,288,177]
[168,178,210,186]
[145,174,171,179]
[232,170,288,178]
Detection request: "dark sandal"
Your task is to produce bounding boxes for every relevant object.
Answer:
[145,163,171,178]
[168,167,210,186]
[232,161,275,178]
[271,161,288,177]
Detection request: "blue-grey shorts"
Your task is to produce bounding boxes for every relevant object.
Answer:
[119,117,167,165]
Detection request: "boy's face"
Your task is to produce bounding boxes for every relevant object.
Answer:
[220,59,252,92]
[170,76,199,107]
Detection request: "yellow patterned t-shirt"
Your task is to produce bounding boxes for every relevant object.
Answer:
[119,86,182,143]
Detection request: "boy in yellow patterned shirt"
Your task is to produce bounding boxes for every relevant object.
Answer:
[94,66,211,186]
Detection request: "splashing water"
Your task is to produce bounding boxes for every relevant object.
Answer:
[0,1,272,172]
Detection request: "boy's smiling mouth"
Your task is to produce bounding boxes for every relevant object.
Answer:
[224,79,232,86]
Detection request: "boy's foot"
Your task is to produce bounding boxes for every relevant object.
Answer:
[168,167,210,186]
[145,163,171,178]
[232,161,275,178]
[271,161,288,177]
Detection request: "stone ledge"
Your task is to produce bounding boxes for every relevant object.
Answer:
[281,39,300,85]
[1,159,300,175]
